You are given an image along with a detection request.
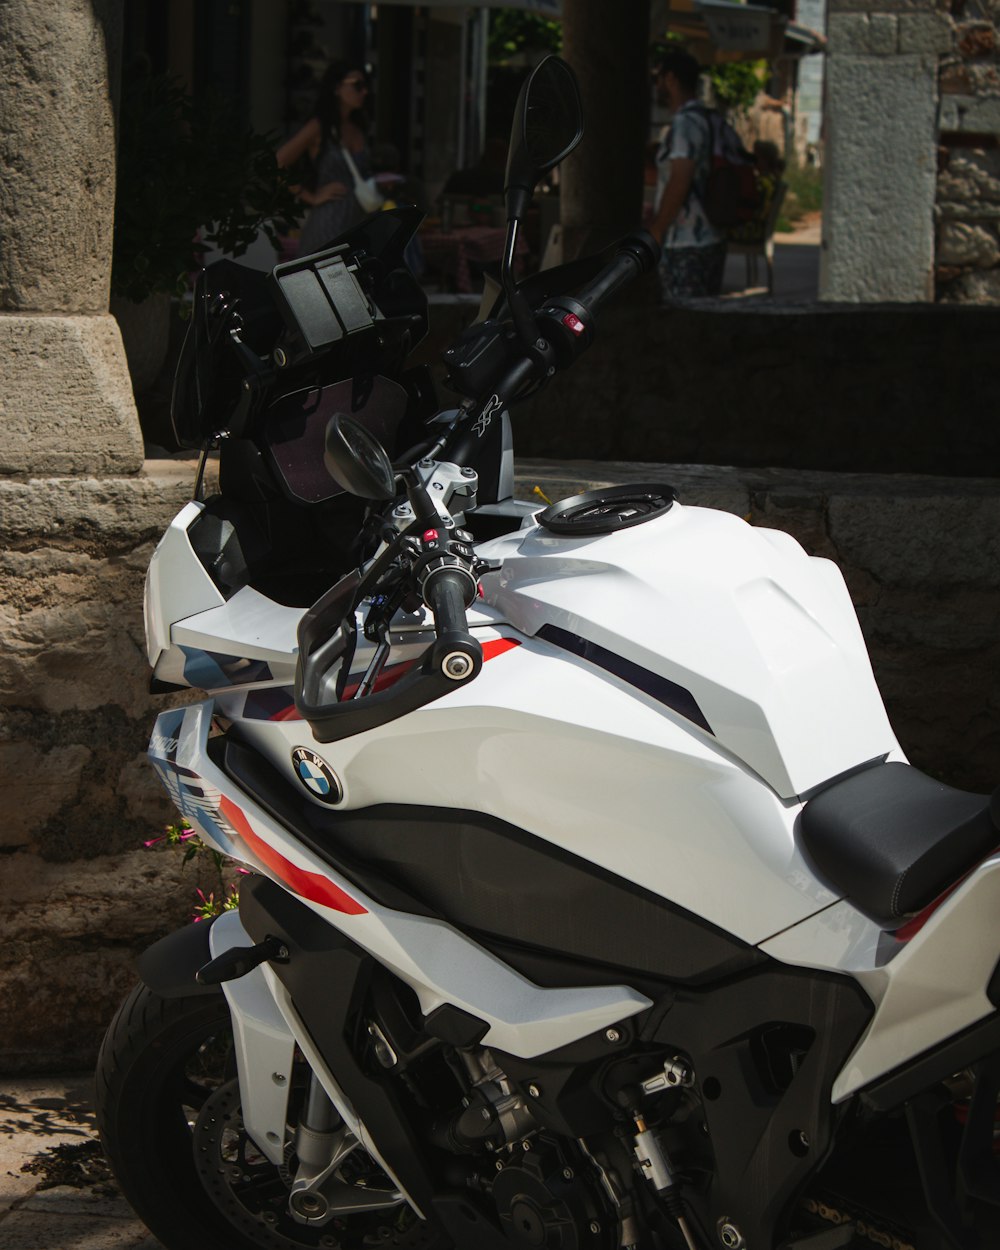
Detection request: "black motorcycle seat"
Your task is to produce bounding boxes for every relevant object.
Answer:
[800,762,999,926]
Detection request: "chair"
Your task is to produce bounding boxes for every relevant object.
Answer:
[727,180,787,296]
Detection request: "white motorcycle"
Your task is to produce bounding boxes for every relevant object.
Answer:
[97,57,1000,1250]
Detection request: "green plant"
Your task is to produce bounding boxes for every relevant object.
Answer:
[489,10,562,63]
[112,66,299,303]
[650,36,768,116]
[775,160,824,232]
[145,818,246,923]
[707,60,768,115]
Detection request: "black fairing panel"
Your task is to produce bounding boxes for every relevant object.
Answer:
[188,488,368,607]
[218,736,762,986]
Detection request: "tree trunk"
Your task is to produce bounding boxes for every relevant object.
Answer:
[560,0,651,259]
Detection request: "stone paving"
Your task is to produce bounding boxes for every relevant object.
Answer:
[0,1074,162,1249]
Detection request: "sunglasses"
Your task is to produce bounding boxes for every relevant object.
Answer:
[343,78,368,91]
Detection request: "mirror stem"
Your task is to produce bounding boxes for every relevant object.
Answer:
[400,469,440,532]
[502,218,539,348]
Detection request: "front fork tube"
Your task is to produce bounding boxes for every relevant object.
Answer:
[288,1078,362,1224]
[210,912,411,1221]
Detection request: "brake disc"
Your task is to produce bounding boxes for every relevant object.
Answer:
[191,1078,432,1250]
[192,1077,334,1250]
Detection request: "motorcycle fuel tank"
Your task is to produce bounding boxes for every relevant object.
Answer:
[477,501,899,802]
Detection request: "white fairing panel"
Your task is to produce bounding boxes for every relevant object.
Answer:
[761,853,1000,1101]
[829,853,1000,1101]
[172,586,302,684]
[144,501,225,668]
[149,701,652,1059]
[476,504,899,799]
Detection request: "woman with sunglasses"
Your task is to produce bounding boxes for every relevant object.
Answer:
[277,61,373,256]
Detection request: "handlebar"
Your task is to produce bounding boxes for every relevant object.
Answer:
[296,232,662,744]
[420,560,483,683]
[573,230,660,317]
[524,229,660,374]
[424,563,475,636]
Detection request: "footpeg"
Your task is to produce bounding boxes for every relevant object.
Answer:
[196,935,289,985]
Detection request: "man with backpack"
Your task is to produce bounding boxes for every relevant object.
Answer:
[649,49,740,300]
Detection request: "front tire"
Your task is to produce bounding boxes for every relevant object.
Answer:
[96,982,439,1250]
[97,983,260,1249]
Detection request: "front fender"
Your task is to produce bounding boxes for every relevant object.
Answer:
[136,918,222,998]
[137,914,297,1167]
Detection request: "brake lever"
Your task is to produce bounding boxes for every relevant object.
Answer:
[355,581,408,699]
[353,633,391,700]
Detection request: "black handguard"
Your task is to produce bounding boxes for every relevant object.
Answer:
[294,535,483,743]
[536,229,661,368]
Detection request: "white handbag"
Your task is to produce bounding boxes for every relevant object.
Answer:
[341,146,384,214]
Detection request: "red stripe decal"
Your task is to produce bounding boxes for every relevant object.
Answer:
[219,795,367,915]
[270,703,303,721]
[482,638,521,660]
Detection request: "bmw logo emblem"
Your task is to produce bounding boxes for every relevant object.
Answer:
[291,747,343,805]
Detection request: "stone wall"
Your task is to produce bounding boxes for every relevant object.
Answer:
[0,465,220,1071]
[936,1,1000,302]
[821,0,945,301]
[416,297,1000,475]
[0,0,226,1072]
[822,0,1000,302]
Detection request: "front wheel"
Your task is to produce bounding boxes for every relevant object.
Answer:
[96,982,442,1250]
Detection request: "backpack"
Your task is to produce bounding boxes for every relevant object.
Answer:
[691,106,760,229]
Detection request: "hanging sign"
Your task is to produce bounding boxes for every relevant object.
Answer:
[697,0,777,52]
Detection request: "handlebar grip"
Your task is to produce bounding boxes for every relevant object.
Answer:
[422,564,483,684]
[425,565,475,635]
[574,230,661,317]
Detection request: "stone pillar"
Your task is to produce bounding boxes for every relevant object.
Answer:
[0,1,198,1070]
[820,0,950,301]
[0,0,143,469]
[935,6,1000,303]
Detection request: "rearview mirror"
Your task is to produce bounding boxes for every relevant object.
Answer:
[324,413,396,501]
[505,55,583,223]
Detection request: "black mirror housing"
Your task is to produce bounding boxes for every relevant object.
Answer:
[324,413,396,501]
[505,55,583,223]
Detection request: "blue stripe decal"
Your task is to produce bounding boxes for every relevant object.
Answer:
[243,688,297,720]
[537,624,713,736]
[179,646,273,689]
